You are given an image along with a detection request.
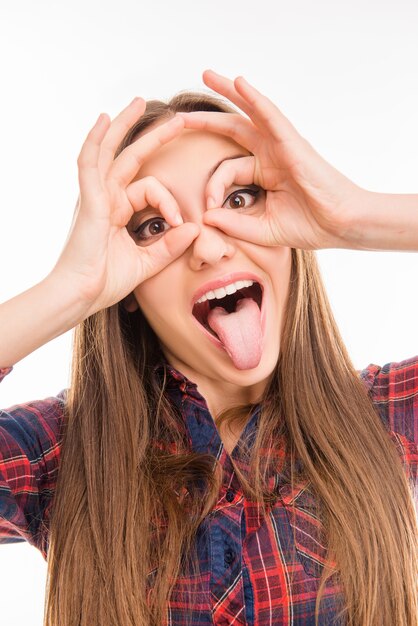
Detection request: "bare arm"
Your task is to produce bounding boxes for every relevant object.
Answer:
[0,273,89,368]
[347,191,418,252]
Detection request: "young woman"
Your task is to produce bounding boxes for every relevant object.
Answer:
[0,70,417,626]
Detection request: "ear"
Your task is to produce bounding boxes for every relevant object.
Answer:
[122,292,139,313]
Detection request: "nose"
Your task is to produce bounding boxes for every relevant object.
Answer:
[188,222,236,270]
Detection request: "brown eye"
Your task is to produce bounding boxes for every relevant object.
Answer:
[132,217,170,242]
[223,188,260,210]
[229,194,246,208]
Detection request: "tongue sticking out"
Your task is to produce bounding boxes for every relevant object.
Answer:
[207,297,262,370]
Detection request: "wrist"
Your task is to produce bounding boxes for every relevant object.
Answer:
[342,189,418,252]
[43,270,96,327]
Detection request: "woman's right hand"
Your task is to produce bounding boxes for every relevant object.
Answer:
[51,98,199,317]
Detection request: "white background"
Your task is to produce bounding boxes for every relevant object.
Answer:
[1,1,417,623]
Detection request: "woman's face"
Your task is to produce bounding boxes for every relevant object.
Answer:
[126,126,292,410]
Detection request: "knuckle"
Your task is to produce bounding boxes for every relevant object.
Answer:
[103,170,114,186]
[144,175,159,188]
[121,142,141,164]
[221,160,236,177]
[77,152,88,168]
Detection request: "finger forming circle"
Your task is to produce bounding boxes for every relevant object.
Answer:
[206,156,256,207]
[125,176,181,227]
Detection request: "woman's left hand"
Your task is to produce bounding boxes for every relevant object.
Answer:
[177,70,366,250]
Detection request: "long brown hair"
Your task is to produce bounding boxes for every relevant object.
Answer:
[43,92,418,625]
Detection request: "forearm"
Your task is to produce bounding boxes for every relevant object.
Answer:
[0,273,89,368]
[346,190,418,252]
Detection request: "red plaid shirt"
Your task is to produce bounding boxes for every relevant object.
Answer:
[1,357,417,625]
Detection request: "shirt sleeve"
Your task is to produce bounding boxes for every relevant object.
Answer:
[360,355,418,488]
[0,367,13,382]
[0,366,66,560]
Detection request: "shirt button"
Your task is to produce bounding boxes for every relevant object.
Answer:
[225,489,235,503]
[224,549,235,565]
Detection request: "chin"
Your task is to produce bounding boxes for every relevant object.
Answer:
[161,333,279,386]
[208,348,279,385]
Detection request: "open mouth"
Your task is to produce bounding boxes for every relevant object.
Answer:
[192,282,263,339]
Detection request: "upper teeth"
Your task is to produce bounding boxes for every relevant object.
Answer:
[196,279,255,304]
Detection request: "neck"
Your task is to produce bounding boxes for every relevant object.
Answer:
[162,352,266,419]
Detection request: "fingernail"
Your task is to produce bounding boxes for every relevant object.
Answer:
[174,214,183,226]
[207,197,216,210]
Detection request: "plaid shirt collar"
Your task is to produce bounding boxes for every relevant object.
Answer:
[153,357,205,405]
[152,356,292,498]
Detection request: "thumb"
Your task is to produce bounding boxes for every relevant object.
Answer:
[140,222,200,280]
